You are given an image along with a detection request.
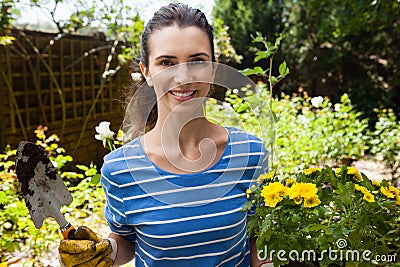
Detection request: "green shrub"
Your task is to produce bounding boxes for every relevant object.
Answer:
[369,108,400,184]
[207,89,370,177]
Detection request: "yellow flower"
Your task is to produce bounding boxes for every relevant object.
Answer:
[304,195,321,208]
[262,192,282,207]
[295,182,318,198]
[354,184,369,194]
[266,171,275,180]
[261,182,287,207]
[34,129,46,140]
[0,172,17,181]
[389,185,399,196]
[257,171,275,184]
[116,130,124,141]
[304,168,322,175]
[50,143,58,149]
[353,172,363,182]
[288,185,301,200]
[246,189,252,195]
[264,182,287,196]
[380,186,395,198]
[0,35,16,45]
[363,192,375,203]
[287,182,319,206]
[371,180,381,187]
[347,167,363,182]
[396,195,400,205]
[292,195,303,205]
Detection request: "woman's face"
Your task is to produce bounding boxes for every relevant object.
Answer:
[140,26,215,117]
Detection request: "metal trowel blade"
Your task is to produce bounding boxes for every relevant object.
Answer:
[15,141,73,229]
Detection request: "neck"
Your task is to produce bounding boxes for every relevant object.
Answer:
[154,100,207,145]
[154,116,208,146]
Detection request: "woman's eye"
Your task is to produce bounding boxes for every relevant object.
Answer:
[188,60,207,68]
[189,60,206,65]
[160,60,173,66]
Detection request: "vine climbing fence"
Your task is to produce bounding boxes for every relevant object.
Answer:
[0,29,130,164]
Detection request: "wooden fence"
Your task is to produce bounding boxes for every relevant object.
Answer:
[0,29,131,165]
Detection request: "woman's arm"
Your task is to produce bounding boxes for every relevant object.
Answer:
[108,233,135,266]
[250,237,262,267]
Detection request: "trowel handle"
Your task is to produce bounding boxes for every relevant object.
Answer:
[60,222,76,239]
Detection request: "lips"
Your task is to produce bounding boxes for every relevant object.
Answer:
[169,90,196,100]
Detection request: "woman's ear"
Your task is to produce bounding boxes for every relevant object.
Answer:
[139,62,153,86]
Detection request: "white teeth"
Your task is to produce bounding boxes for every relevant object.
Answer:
[170,91,195,98]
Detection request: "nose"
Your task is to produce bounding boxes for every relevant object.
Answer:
[172,63,192,85]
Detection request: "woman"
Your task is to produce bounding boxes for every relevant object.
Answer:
[59,3,269,267]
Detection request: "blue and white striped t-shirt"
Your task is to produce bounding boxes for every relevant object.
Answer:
[101,127,268,267]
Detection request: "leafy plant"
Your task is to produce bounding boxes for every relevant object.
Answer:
[244,167,400,266]
[212,18,243,64]
[0,126,105,266]
[207,87,371,177]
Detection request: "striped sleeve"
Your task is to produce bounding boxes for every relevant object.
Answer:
[101,160,136,242]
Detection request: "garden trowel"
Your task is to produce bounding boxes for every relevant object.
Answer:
[15,141,76,239]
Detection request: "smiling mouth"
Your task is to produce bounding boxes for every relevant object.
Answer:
[169,90,196,98]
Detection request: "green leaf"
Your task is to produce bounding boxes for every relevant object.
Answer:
[90,174,101,184]
[85,168,98,177]
[237,103,249,113]
[336,182,353,206]
[254,51,268,62]
[253,66,264,74]
[274,35,283,47]
[272,112,279,123]
[241,68,258,76]
[242,201,253,211]
[76,164,89,171]
[270,76,278,85]
[278,61,289,77]
[251,32,264,43]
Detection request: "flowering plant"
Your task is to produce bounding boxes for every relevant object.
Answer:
[244,166,400,266]
[94,121,124,151]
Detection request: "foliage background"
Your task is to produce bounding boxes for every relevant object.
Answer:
[213,0,400,122]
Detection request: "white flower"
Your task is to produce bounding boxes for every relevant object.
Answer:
[51,160,58,169]
[298,115,309,125]
[95,121,115,145]
[131,72,142,81]
[334,103,341,112]
[232,88,239,94]
[311,96,324,107]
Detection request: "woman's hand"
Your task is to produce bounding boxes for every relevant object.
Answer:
[58,226,117,267]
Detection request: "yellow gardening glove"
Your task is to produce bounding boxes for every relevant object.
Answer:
[58,226,117,267]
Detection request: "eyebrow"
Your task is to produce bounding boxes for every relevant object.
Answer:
[155,52,210,60]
